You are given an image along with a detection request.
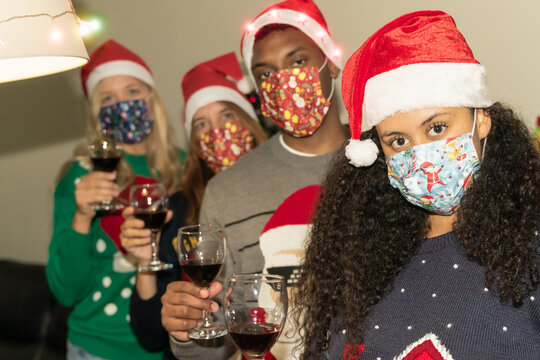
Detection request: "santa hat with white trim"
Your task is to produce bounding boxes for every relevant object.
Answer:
[342,10,493,167]
[241,0,343,75]
[81,39,154,97]
[181,52,257,136]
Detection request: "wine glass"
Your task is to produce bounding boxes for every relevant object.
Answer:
[130,183,172,272]
[224,274,288,360]
[177,224,227,340]
[87,129,123,211]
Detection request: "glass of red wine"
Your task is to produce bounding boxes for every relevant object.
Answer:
[224,274,288,360]
[130,183,172,272]
[177,224,227,340]
[87,129,123,211]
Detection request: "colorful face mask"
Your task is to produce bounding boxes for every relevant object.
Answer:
[386,111,481,215]
[98,98,154,144]
[258,58,333,138]
[198,120,254,173]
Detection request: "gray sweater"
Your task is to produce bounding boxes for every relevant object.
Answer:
[171,134,339,359]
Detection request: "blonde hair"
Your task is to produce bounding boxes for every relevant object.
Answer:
[180,101,267,225]
[57,80,181,193]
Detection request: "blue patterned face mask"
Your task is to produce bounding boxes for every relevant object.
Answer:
[385,110,481,215]
[98,98,154,144]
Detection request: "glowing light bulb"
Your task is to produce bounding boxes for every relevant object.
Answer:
[269,10,279,19]
[297,14,307,25]
[332,48,342,59]
[246,22,256,33]
[316,30,326,40]
[79,21,91,36]
[51,27,63,42]
[90,18,102,31]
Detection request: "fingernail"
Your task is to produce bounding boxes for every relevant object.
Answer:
[210,302,218,312]
[199,288,209,298]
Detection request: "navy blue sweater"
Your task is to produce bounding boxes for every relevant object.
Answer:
[130,191,186,360]
[320,232,540,360]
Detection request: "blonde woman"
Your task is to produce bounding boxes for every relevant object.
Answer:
[46,40,185,360]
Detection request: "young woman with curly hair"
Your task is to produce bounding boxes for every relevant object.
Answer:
[295,11,540,360]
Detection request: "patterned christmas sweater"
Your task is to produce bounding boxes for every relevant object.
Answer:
[46,150,185,360]
[317,232,540,360]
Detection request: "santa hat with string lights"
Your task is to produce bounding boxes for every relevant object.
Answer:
[181,52,257,136]
[81,39,154,97]
[342,10,493,167]
[241,0,343,74]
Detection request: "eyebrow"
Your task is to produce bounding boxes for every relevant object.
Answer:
[380,112,450,138]
[251,46,306,71]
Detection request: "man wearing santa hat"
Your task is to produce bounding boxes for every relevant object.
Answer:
[161,0,348,359]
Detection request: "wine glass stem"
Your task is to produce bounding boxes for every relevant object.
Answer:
[201,310,213,328]
[150,230,159,264]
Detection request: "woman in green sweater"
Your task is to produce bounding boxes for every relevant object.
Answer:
[46,39,185,360]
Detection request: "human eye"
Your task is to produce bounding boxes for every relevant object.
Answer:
[427,122,448,137]
[100,95,114,107]
[128,88,141,96]
[193,119,209,132]
[389,136,410,151]
[292,58,307,68]
[258,71,272,81]
[222,111,234,121]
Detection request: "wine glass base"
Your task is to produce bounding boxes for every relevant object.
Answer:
[90,201,125,212]
[138,262,173,272]
[188,322,228,340]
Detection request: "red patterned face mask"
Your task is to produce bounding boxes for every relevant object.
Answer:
[258,58,333,138]
[198,121,254,173]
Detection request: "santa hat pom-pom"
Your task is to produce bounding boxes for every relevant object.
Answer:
[237,75,255,94]
[345,139,379,167]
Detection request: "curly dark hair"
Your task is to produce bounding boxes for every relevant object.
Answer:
[294,102,540,359]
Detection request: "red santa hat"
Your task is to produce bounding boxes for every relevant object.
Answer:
[80,39,154,97]
[241,0,343,76]
[181,52,257,136]
[259,185,322,282]
[342,10,493,167]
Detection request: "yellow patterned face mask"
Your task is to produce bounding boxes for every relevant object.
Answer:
[198,120,254,173]
[258,58,333,138]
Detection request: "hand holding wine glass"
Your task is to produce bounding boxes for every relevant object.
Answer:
[177,224,227,340]
[224,274,287,360]
[130,183,172,272]
[87,129,123,212]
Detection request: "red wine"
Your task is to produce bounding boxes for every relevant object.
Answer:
[181,260,223,287]
[229,323,280,356]
[91,156,121,172]
[134,210,167,230]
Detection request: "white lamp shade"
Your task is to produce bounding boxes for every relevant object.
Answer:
[0,0,89,83]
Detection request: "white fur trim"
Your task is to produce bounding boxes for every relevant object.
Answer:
[86,60,154,96]
[345,139,379,167]
[242,8,343,82]
[394,333,454,360]
[236,75,254,94]
[363,62,492,130]
[184,85,258,135]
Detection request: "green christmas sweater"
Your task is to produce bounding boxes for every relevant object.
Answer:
[46,150,185,360]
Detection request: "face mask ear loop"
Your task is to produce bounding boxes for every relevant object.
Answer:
[319,58,334,102]
[318,57,328,73]
[327,78,335,102]
[473,108,488,161]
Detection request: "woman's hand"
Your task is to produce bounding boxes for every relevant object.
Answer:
[120,206,172,266]
[72,171,118,233]
[74,171,119,218]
